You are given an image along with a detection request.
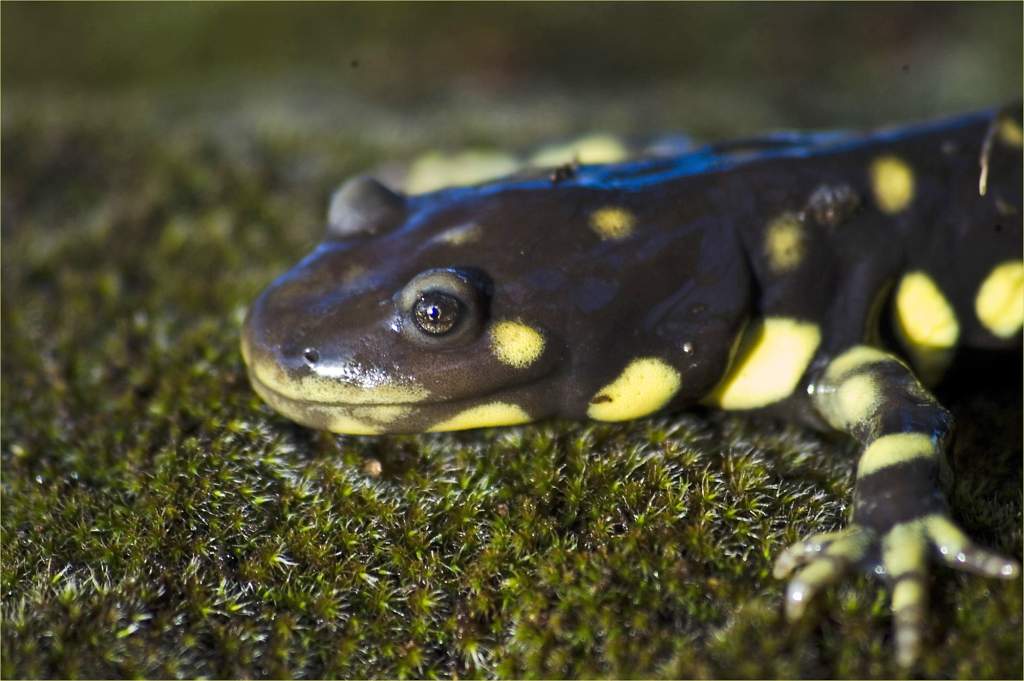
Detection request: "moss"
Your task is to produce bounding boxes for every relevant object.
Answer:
[2,5,1022,675]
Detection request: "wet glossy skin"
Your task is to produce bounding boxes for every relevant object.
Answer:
[243,109,1021,434]
[242,149,756,433]
[243,105,1023,665]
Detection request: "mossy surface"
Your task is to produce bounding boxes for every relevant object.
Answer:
[2,4,1022,679]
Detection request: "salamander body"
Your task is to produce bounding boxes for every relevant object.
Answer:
[242,106,1023,665]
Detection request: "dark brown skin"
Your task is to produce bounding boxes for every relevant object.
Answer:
[242,105,1023,665]
[242,155,754,431]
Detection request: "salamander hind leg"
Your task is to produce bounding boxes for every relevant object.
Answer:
[773,345,1020,667]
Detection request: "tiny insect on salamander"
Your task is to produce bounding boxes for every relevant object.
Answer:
[241,105,1024,666]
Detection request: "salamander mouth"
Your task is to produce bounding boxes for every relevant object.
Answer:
[245,362,553,435]
[248,369,431,408]
[248,369,430,434]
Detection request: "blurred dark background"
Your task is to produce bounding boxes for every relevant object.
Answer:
[4,3,1021,136]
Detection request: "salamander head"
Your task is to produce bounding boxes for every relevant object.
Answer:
[241,175,569,434]
[242,171,749,434]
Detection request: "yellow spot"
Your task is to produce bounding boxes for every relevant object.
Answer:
[406,150,520,194]
[764,214,805,273]
[999,117,1024,148]
[529,133,628,167]
[587,357,681,422]
[490,320,546,369]
[428,402,531,432]
[825,345,895,382]
[434,223,483,246]
[704,317,821,410]
[870,155,916,214]
[857,432,934,478]
[326,413,381,436]
[894,271,959,384]
[589,206,635,241]
[975,260,1024,338]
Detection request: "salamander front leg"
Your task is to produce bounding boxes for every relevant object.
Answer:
[773,346,1020,667]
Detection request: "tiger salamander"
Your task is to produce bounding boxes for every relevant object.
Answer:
[241,106,1024,666]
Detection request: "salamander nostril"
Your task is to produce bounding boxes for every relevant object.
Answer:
[302,348,320,365]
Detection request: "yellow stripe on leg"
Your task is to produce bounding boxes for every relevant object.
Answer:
[857,433,935,478]
[882,521,927,578]
[892,581,926,668]
[891,578,925,613]
[882,522,929,667]
[824,345,897,382]
[819,372,881,430]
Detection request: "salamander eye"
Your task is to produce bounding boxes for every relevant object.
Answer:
[413,291,462,336]
[397,267,490,347]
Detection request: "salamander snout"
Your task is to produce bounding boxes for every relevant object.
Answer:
[241,289,329,380]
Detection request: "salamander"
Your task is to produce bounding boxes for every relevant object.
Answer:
[241,105,1024,666]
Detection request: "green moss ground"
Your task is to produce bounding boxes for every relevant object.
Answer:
[2,5,1022,678]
